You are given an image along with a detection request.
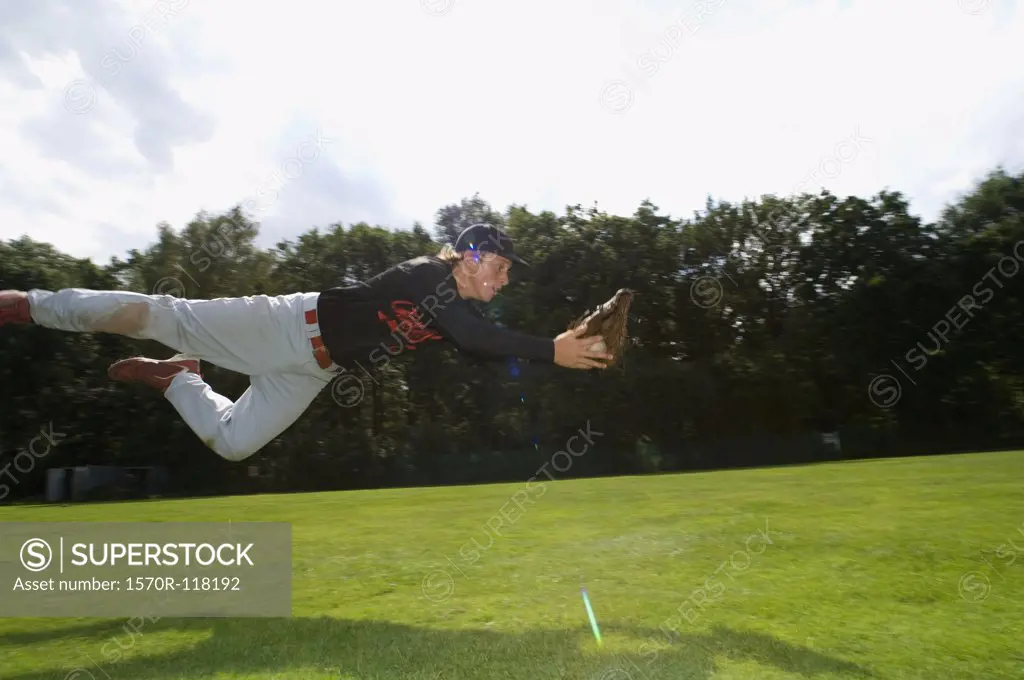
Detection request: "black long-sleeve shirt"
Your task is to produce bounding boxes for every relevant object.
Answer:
[315,255,555,371]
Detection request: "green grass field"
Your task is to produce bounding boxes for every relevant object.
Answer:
[1,451,1022,679]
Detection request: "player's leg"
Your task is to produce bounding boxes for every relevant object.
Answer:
[1,288,317,376]
[165,368,331,461]
[112,358,333,461]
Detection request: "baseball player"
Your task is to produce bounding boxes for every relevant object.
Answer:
[0,224,612,461]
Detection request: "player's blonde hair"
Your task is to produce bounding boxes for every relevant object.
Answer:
[437,243,500,272]
[437,244,462,264]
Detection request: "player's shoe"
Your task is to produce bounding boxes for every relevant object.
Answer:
[108,354,202,394]
[0,290,31,327]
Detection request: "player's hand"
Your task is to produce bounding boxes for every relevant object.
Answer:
[553,328,614,369]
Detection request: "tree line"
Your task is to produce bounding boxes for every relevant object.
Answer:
[2,168,1023,502]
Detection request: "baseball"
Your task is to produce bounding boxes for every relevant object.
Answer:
[589,339,607,352]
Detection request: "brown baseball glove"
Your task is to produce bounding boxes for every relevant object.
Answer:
[568,288,635,367]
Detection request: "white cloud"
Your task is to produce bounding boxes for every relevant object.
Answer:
[1,0,1022,263]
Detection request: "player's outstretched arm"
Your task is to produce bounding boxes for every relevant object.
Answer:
[430,301,612,370]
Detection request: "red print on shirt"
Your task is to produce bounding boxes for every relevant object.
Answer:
[378,300,442,351]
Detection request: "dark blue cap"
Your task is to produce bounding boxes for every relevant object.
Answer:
[454,223,529,266]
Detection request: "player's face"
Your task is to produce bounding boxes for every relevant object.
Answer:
[464,252,511,301]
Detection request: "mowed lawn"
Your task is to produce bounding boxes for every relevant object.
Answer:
[1,450,1023,679]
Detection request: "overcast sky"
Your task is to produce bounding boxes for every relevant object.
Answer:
[1,0,1021,264]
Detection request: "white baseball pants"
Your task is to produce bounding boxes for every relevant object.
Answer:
[25,288,341,461]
